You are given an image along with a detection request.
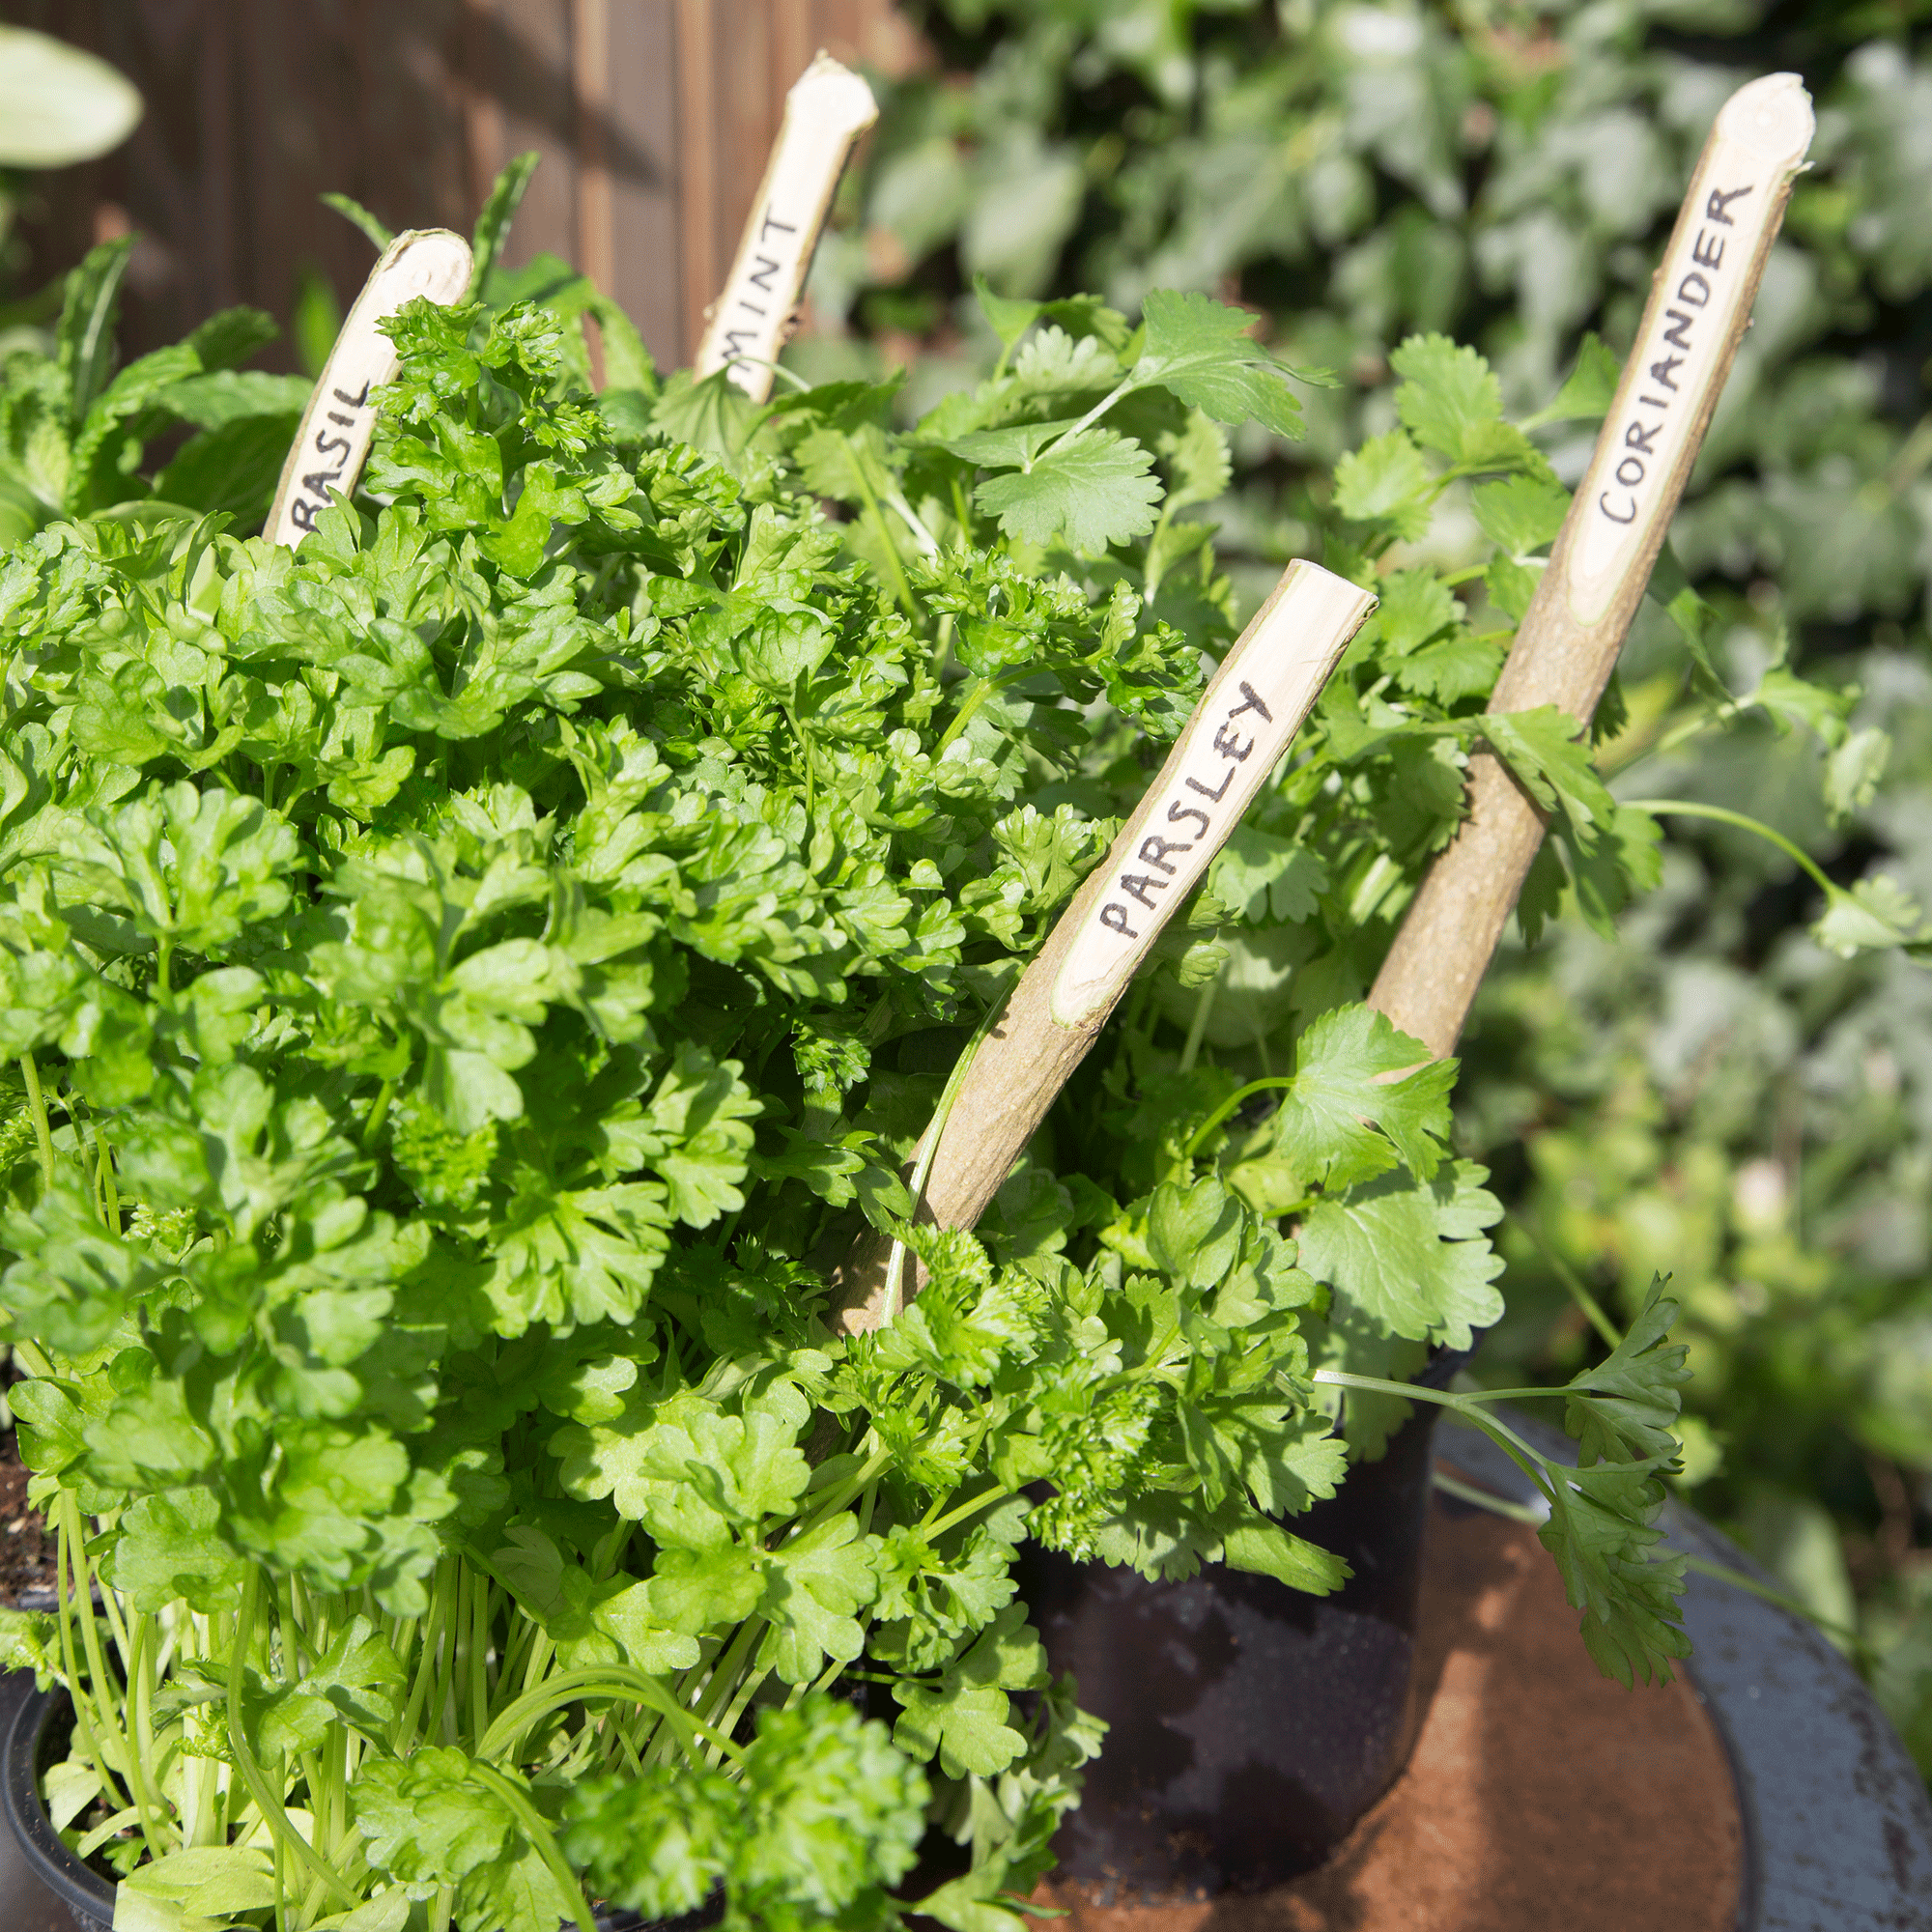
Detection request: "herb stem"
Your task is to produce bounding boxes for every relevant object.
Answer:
[1622,797,1835,897]
[1055,377,1136,449]
[844,442,920,617]
[469,1762,597,1932]
[1178,971,1220,1075]
[934,675,995,754]
[479,1667,744,1769]
[53,1497,133,1822]
[1502,1207,1623,1350]
[1184,1074,1294,1157]
[922,1481,1019,1543]
[1310,1369,1557,1492]
[19,1053,55,1191]
[227,1571,358,1907]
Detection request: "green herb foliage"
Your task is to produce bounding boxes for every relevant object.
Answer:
[0,109,1878,1918]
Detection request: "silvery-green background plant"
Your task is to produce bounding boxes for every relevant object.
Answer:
[815,0,1932,1774]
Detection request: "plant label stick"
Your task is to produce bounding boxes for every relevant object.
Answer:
[832,560,1377,1335]
[266,228,472,549]
[1368,72,1814,1063]
[693,53,878,401]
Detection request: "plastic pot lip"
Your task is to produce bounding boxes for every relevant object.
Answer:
[1,1678,113,1932]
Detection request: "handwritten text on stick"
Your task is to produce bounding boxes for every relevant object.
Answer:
[1564,72,1814,628]
[694,55,878,403]
[1050,563,1378,1030]
[267,229,472,551]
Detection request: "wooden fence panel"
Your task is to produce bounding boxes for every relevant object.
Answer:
[7,0,906,373]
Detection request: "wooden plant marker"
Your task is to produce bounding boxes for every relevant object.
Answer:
[266,228,473,550]
[832,560,1378,1336]
[692,52,879,402]
[1369,72,1815,1062]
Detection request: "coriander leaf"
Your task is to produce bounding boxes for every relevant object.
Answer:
[1331,430,1432,539]
[1158,411,1233,510]
[1484,705,1615,849]
[1296,1161,1503,1350]
[974,273,1044,355]
[1473,474,1570,556]
[1521,330,1622,429]
[1815,875,1928,956]
[1133,289,1308,438]
[1371,567,1458,654]
[1564,1277,1689,1466]
[1823,726,1891,823]
[1268,1004,1455,1188]
[939,420,1080,471]
[1208,825,1327,924]
[1391,332,1502,461]
[973,428,1161,552]
[1396,632,1504,704]
[1146,1175,1244,1290]
[1484,554,1541,622]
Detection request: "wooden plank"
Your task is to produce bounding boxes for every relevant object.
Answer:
[673,0,721,362]
[1368,74,1817,1063]
[572,0,613,310]
[601,0,682,370]
[268,228,473,546]
[831,561,1378,1334]
[487,0,579,277]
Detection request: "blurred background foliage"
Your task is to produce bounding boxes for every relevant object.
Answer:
[795,0,1932,1773]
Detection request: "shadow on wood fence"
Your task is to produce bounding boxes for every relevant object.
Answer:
[7,0,911,370]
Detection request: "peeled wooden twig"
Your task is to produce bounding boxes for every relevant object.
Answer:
[266,229,473,550]
[832,560,1378,1336]
[692,53,878,402]
[1368,73,1815,1062]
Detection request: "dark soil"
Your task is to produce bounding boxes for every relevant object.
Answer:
[0,1425,56,1607]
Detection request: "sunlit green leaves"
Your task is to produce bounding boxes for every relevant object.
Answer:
[974,428,1161,550]
[1132,289,1310,438]
[1266,1005,1456,1188]
[1296,1160,1504,1350]
[565,1697,927,1927]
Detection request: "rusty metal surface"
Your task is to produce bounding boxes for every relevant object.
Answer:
[1443,1410,1932,1931]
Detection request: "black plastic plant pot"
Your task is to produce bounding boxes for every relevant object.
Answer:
[0,1678,112,1932]
[1013,1360,1459,1901]
[1012,1400,1932,1925]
